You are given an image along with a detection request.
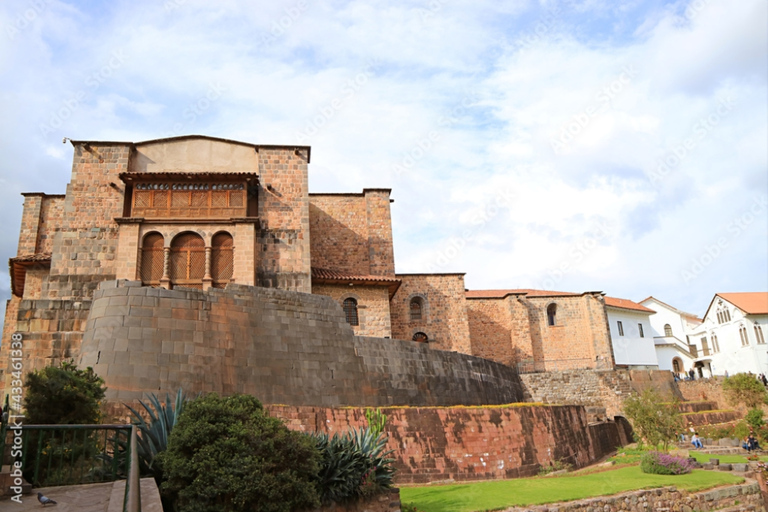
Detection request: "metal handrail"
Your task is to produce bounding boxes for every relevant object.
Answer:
[1,417,138,512]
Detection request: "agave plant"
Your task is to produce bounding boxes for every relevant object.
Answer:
[99,388,189,482]
[312,426,396,504]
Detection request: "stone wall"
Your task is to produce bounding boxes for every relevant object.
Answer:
[267,404,632,484]
[466,293,615,371]
[78,280,525,406]
[504,483,764,512]
[390,274,470,353]
[256,147,311,292]
[467,296,531,367]
[0,298,92,393]
[526,294,614,370]
[521,369,685,419]
[309,190,395,277]
[678,377,739,412]
[312,283,392,338]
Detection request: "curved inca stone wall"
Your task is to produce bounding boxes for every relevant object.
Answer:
[78,280,525,405]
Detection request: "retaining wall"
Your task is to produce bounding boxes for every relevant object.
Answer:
[503,482,764,512]
[266,404,633,484]
[521,369,682,418]
[79,280,525,406]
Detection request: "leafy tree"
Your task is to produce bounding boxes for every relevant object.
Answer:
[622,389,683,450]
[24,361,106,424]
[723,373,767,408]
[157,393,321,512]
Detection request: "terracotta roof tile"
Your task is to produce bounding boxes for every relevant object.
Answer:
[718,292,768,315]
[604,296,655,313]
[9,253,52,297]
[311,267,401,298]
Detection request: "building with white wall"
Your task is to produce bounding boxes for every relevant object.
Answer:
[694,293,768,377]
[640,296,700,378]
[605,297,658,369]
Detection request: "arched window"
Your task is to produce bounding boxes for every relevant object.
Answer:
[140,232,164,287]
[410,297,423,321]
[672,358,681,373]
[547,304,557,326]
[716,301,731,324]
[739,324,749,346]
[170,232,205,290]
[755,324,765,345]
[664,324,673,337]
[711,334,720,353]
[413,332,428,343]
[343,298,359,326]
[211,232,233,289]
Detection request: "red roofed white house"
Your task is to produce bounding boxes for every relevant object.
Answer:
[604,297,659,369]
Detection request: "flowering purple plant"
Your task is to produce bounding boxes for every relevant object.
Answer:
[640,451,694,475]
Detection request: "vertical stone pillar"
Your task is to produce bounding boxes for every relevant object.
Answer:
[203,246,212,291]
[160,247,171,289]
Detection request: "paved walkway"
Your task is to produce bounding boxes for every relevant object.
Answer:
[0,478,161,512]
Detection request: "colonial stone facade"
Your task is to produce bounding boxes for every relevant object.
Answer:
[2,135,626,396]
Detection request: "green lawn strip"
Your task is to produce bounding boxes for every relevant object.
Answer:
[399,466,743,512]
[690,452,768,464]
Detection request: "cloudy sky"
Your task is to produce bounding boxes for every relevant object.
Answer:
[0,0,766,320]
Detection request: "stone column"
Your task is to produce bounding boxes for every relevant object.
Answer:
[202,246,212,291]
[160,247,171,289]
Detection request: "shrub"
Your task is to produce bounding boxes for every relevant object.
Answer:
[157,393,321,512]
[640,451,693,475]
[723,373,767,408]
[24,361,106,425]
[623,390,683,450]
[746,408,765,430]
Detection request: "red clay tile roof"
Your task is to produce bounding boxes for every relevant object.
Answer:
[311,267,401,297]
[604,296,655,314]
[9,253,52,297]
[640,296,702,321]
[465,289,582,299]
[718,292,768,315]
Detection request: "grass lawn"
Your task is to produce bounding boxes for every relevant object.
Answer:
[399,466,744,512]
[689,451,768,464]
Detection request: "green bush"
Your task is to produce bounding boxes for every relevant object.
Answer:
[157,393,321,512]
[746,408,765,430]
[723,373,767,408]
[24,361,106,425]
[313,426,396,504]
[640,451,693,475]
[623,390,683,449]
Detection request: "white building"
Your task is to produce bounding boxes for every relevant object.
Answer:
[693,293,768,377]
[605,297,659,369]
[639,296,700,378]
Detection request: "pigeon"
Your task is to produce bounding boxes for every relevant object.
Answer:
[37,492,57,506]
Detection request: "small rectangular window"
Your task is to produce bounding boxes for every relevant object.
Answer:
[638,323,644,338]
[617,321,624,336]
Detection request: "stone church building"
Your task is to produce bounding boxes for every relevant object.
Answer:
[1,135,619,397]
